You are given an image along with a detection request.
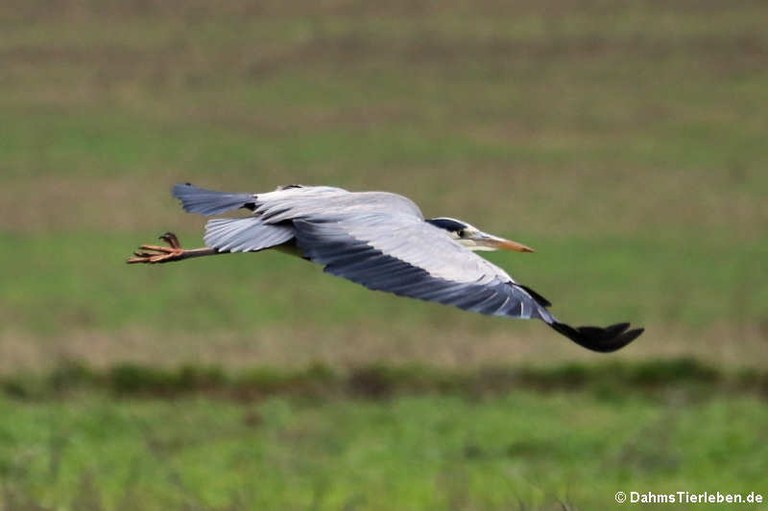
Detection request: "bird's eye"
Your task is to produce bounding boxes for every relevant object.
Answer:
[457,229,466,238]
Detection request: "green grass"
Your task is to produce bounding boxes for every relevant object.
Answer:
[1,388,766,511]
[3,358,760,401]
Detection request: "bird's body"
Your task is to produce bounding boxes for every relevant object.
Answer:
[129,183,643,352]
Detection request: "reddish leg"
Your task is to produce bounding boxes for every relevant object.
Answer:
[127,232,217,264]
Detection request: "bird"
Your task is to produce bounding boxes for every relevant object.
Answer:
[128,183,644,352]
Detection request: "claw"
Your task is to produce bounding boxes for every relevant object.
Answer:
[160,232,181,249]
[126,232,185,264]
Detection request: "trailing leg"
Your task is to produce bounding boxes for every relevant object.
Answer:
[127,232,219,264]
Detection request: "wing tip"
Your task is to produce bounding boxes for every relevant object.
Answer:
[170,183,255,215]
[550,321,644,353]
[517,284,552,308]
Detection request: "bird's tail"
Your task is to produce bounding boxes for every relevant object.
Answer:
[172,183,256,216]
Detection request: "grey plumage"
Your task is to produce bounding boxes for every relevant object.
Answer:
[204,218,294,253]
[172,183,255,216]
[162,183,643,352]
[292,216,548,320]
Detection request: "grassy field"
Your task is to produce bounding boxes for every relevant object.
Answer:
[1,1,767,509]
[1,361,767,510]
[3,392,768,511]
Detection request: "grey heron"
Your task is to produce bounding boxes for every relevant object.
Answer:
[128,183,644,352]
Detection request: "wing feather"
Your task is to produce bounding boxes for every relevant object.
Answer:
[204,218,294,253]
[173,183,255,216]
[292,217,549,320]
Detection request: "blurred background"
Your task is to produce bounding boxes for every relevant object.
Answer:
[1,1,766,510]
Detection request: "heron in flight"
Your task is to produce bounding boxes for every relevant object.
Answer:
[128,183,643,352]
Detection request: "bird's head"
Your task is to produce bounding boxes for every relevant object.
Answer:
[426,217,535,253]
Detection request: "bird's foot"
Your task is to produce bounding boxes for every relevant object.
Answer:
[127,232,185,264]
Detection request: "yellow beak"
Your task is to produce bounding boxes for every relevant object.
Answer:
[490,238,536,253]
[469,231,535,253]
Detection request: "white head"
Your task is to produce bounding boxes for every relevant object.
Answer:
[426,217,535,253]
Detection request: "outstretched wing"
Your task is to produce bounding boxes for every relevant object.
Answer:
[292,213,643,352]
[293,213,552,321]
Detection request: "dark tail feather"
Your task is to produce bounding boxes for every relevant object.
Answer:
[549,321,644,353]
[172,183,256,216]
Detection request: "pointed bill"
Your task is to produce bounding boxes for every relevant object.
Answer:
[474,232,535,252]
